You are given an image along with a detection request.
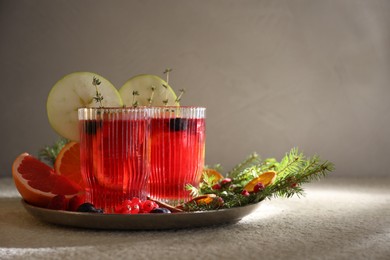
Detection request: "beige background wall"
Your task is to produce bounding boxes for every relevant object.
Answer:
[1,0,389,178]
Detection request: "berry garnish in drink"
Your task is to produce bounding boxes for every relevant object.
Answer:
[169,118,188,131]
[83,120,102,135]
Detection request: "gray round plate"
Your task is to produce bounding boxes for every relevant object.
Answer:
[22,200,262,230]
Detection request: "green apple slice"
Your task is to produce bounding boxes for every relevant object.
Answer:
[119,74,178,107]
[47,72,123,141]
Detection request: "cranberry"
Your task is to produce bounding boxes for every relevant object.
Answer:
[131,197,143,211]
[142,200,159,213]
[114,200,132,214]
[241,190,250,196]
[215,197,224,207]
[130,203,140,214]
[212,183,222,190]
[253,182,265,193]
[221,178,232,185]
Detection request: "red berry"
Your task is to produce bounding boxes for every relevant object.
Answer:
[212,183,222,190]
[114,200,135,214]
[131,197,142,205]
[131,203,140,214]
[131,197,143,210]
[291,183,298,188]
[47,195,67,210]
[216,197,224,207]
[241,190,250,196]
[253,182,265,193]
[142,200,159,213]
[221,178,232,185]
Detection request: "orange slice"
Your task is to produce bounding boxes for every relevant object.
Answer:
[203,168,224,183]
[243,171,277,192]
[54,141,85,189]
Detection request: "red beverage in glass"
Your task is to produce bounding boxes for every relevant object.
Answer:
[78,108,150,213]
[149,107,206,205]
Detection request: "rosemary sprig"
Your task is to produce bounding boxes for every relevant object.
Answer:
[38,138,69,166]
[92,76,104,107]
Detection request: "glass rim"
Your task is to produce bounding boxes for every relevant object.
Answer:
[77,106,151,111]
[149,106,206,109]
[78,106,206,111]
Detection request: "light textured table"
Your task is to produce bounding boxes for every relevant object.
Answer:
[1,177,389,260]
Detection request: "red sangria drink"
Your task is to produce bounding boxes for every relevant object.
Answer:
[78,107,150,213]
[149,107,206,205]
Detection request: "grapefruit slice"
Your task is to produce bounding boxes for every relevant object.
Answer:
[12,153,83,208]
[54,141,84,189]
[119,74,178,106]
[47,72,123,141]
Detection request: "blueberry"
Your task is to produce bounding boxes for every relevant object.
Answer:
[77,203,104,213]
[83,120,102,135]
[169,118,188,131]
[150,207,171,214]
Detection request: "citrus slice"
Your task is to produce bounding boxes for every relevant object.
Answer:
[203,168,224,184]
[47,72,123,141]
[243,171,277,192]
[12,153,83,208]
[54,141,84,189]
[119,74,178,106]
[186,194,217,206]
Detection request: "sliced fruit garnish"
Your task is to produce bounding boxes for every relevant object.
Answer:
[203,168,224,184]
[47,72,123,141]
[12,153,83,208]
[54,141,84,189]
[119,74,178,107]
[186,194,216,205]
[243,171,277,192]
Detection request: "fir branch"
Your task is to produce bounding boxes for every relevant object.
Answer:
[182,148,334,211]
[258,156,334,201]
[227,152,260,178]
[185,184,199,198]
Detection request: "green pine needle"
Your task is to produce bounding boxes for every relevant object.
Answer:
[184,148,335,211]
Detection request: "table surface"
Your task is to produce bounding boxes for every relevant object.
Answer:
[1,177,389,260]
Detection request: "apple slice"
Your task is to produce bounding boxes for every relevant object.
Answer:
[119,74,178,107]
[47,72,123,141]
